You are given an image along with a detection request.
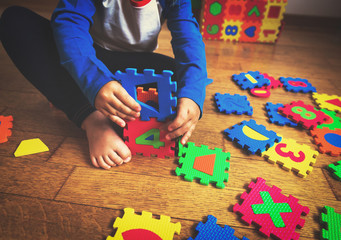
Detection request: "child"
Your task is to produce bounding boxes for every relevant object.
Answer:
[0,0,210,169]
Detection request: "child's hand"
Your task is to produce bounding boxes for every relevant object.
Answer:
[94,81,141,127]
[165,98,200,145]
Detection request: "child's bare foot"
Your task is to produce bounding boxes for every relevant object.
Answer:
[81,110,131,169]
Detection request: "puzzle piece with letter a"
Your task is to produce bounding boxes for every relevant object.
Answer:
[188,215,249,240]
[265,102,298,127]
[233,177,309,240]
[312,92,341,113]
[106,208,181,240]
[262,137,319,177]
[310,127,341,156]
[224,119,282,154]
[115,68,176,121]
[123,117,175,158]
[175,142,230,189]
[214,93,253,115]
[327,161,341,181]
[279,77,316,93]
[320,206,341,240]
[278,101,329,130]
[232,71,270,90]
[0,115,13,144]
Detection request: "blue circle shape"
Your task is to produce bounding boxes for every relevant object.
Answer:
[325,133,341,148]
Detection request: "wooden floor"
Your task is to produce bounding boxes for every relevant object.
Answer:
[1,1,341,240]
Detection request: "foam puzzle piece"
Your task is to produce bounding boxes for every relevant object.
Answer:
[262,137,319,177]
[244,0,267,23]
[214,93,253,115]
[262,0,287,24]
[279,77,316,93]
[224,119,282,154]
[278,101,329,129]
[327,161,341,181]
[258,20,282,43]
[316,109,341,130]
[0,115,13,143]
[123,117,175,158]
[232,71,270,90]
[233,177,309,240]
[115,68,176,121]
[188,215,249,240]
[250,88,271,98]
[320,206,341,240]
[201,0,227,40]
[312,93,341,113]
[261,73,283,89]
[239,21,261,43]
[310,127,341,156]
[106,208,181,240]
[14,138,49,157]
[175,142,230,189]
[265,102,298,127]
[137,87,158,103]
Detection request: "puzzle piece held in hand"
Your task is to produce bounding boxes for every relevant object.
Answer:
[224,119,282,154]
[313,93,341,113]
[214,93,253,115]
[320,206,341,240]
[278,101,329,130]
[106,208,181,240]
[279,77,316,93]
[188,215,249,240]
[176,142,230,189]
[327,161,341,181]
[262,137,319,177]
[265,102,298,127]
[0,115,13,144]
[310,127,341,156]
[233,177,309,240]
[232,71,270,90]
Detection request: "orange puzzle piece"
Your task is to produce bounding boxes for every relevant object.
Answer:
[0,115,13,143]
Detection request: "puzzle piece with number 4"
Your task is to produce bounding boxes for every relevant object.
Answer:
[175,142,230,189]
[320,206,341,240]
[188,215,249,240]
[106,208,181,240]
[262,137,319,178]
[215,93,253,115]
[327,161,341,181]
[0,115,13,143]
[233,177,309,240]
[232,71,270,90]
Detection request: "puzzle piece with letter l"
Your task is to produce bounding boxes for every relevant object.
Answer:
[327,161,341,181]
[232,71,270,90]
[316,109,341,130]
[265,102,298,127]
[310,127,341,156]
[279,77,316,93]
[123,117,175,158]
[214,93,253,115]
[320,206,341,240]
[114,68,176,121]
[262,137,319,177]
[0,115,13,144]
[106,208,181,240]
[233,177,310,240]
[188,215,249,240]
[278,101,329,130]
[224,119,282,155]
[312,92,341,113]
[175,142,230,189]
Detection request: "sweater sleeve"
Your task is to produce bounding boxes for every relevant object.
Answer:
[51,0,117,106]
[163,0,210,117]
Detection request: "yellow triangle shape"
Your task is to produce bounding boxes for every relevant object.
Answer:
[14,138,49,157]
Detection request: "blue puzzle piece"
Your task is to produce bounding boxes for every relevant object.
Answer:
[224,119,282,154]
[279,77,316,93]
[188,215,249,240]
[215,93,253,115]
[114,68,177,121]
[232,71,270,90]
[265,102,298,127]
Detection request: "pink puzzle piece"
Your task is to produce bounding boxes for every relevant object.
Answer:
[233,177,309,240]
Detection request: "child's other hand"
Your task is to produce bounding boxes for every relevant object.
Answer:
[165,98,200,145]
[94,81,141,127]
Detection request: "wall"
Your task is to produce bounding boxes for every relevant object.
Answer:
[286,0,341,18]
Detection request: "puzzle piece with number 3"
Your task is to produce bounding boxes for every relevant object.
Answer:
[233,177,309,240]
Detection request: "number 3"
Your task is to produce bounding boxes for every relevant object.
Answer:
[275,143,305,162]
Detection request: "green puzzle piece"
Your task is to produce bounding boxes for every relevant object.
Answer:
[176,142,230,189]
[321,206,341,240]
[327,161,341,181]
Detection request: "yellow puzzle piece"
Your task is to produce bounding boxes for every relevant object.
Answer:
[107,208,181,240]
[262,137,319,178]
[313,92,341,113]
[14,138,49,157]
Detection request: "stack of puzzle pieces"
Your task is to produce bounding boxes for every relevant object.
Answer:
[201,0,287,43]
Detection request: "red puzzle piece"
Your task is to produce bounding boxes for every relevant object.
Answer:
[0,115,13,143]
[278,101,329,129]
[201,0,226,40]
[233,177,309,240]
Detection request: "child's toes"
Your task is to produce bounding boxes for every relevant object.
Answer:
[109,151,124,165]
[97,156,112,169]
[104,156,117,167]
[91,156,100,168]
